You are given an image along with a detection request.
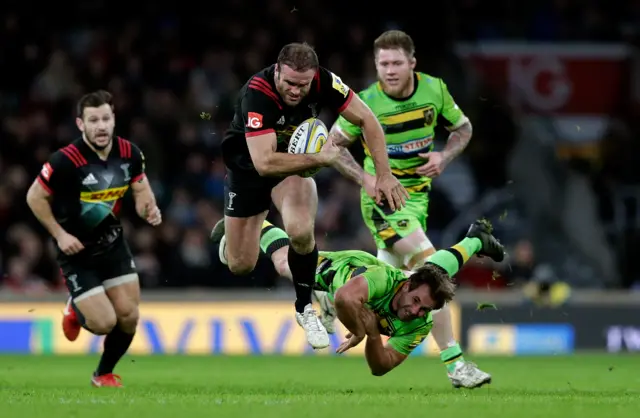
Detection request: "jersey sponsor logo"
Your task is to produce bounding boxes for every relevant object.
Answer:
[80,186,129,202]
[330,72,349,98]
[40,163,53,181]
[386,135,433,157]
[276,116,285,125]
[247,112,264,129]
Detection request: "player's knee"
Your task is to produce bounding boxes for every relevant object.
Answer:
[227,254,258,275]
[86,312,117,335]
[116,305,139,333]
[287,224,314,252]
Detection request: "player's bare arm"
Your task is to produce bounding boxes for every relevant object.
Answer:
[26,180,84,255]
[339,95,409,210]
[131,176,161,226]
[442,118,472,165]
[360,309,407,376]
[417,117,472,178]
[334,275,370,351]
[328,125,366,186]
[246,131,339,177]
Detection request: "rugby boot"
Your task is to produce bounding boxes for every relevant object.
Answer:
[448,361,492,389]
[62,296,81,342]
[296,303,330,349]
[465,219,505,262]
[209,218,228,265]
[91,373,124,388]
[313,290,337,334]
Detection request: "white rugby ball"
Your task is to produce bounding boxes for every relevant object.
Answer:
[287,118,328,177]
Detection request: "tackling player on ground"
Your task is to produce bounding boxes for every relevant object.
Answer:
[210,218,503,383]
[217,42,407,350]
[325,30,489,387]
[26,90,161,387]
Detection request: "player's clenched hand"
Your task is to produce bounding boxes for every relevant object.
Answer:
[360,308,381,336]
[317,137,340,166]
[416,151,445,178]
[336,332,365,354]
[143,204,162,226]
[55,231,85,255]
[374,172,409,211]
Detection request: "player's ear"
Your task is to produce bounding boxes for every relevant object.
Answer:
[410,57,417,70]
[75,117,84,132]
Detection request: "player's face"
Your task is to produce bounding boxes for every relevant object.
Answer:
[76,104,115,150]
[375,49,416,97]
[275,64,315,106]
[396,283,434,321]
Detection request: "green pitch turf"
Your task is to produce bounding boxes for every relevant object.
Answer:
[1,354,638,417]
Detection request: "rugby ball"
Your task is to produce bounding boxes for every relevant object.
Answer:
[288,118,328,177]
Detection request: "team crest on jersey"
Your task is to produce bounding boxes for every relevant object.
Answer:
[423,107,435,126]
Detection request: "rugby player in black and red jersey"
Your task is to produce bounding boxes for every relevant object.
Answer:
[210,43,408,349]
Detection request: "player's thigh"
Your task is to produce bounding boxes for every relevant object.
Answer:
[388,194,435,267]
[223,171,273,270]
[99,248,141,331]
[271,175,318,241]
[362,192,427,249]
[60,259,117,334]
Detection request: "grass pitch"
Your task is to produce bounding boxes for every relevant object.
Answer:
[1,354,638,418]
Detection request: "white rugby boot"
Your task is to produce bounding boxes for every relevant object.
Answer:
[296,303,330,349]
[313,290,337,334]
[448,361,492,389]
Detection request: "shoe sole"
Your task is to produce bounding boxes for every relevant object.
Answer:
[209,219,225,243]
[452,376,492,389]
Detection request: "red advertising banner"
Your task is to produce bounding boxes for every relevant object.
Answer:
[455,43,632,116]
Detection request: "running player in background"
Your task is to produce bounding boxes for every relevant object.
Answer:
[26,90,161,387]
[327,30,489,387]
[217,42,407,350]
[210,218,503,383]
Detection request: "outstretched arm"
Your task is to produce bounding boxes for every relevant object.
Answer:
[328,125,366,186]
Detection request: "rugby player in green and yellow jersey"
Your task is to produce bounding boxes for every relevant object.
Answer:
[325,30,488,387]
[210,217,503,384]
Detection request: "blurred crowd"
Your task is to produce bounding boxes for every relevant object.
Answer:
[1,0,639,294]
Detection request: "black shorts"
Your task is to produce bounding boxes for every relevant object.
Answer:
[224,168,284,217]
[58,237,137,300]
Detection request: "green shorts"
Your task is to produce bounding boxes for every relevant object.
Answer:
[361,190,429,249]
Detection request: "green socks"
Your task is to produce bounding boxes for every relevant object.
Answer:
[440,343,465,373]
[426,237,482,277]
[260,221,290,257]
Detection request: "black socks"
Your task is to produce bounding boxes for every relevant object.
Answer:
[96,326,135,376]
[288,244,318,313]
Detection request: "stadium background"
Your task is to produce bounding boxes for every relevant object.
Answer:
[1,0,640,356]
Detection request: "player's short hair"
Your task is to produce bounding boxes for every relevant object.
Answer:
[373,30,415,58]
[76,90,114,118]
[276,42,319,72]
[407,263,456,310]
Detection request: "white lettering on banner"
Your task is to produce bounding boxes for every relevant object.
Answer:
[454,42,631,115]
[509,55,572,112]
[606,326,640,352]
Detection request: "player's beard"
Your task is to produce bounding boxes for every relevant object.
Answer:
[87,132,112,151]
[397,304,416,321]
[382,76,412,98]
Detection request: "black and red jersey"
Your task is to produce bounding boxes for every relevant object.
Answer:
[36,137,145,245]
[221,64,353,173]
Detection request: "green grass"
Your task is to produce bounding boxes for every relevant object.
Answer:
[1,354,639,417]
